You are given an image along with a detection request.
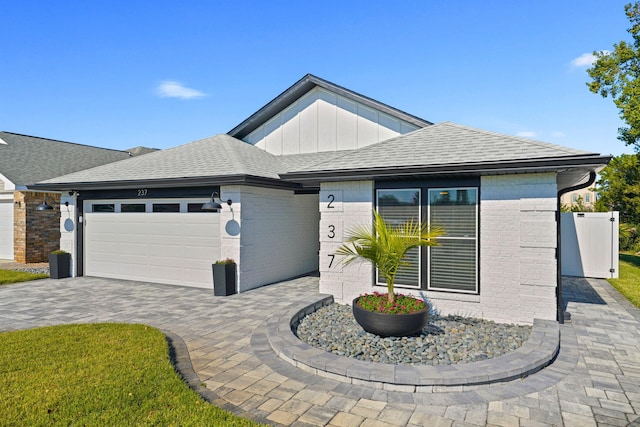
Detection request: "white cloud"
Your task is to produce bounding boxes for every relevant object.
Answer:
[571,51,610,68]
[156,81,206,99]
[516,131,536,138]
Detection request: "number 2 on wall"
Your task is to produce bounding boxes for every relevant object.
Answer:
[327,194,335,209]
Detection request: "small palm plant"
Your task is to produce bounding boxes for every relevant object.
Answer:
[336,210,444,306]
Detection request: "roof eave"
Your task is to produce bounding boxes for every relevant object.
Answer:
[228,74,432,140]
[280,154,612,184]
[28,174,303,192]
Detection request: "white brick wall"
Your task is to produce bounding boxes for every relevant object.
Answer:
[60,194,77,276]
[319,181,374,303]
[474,173,558,324]
[220,186,320,292]
[318,173,559,324]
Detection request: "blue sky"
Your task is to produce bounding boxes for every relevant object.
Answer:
[1,1,636,156]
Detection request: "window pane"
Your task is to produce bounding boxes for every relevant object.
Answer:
[428,188,478,293]
[152,203,180,213]
[121,203,145,213]
[377,189,421,288]
[429,240,477,292]
[92,204,114,213]
[430,189,477,237]
[187,203,207,213]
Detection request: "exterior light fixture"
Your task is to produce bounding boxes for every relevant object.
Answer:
[35,199,69,211]
[36,199,54,211]
[201,192,232,212]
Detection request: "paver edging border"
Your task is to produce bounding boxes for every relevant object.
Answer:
[266,297,560,392]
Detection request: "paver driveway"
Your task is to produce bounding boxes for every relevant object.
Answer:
[1,275,639,426]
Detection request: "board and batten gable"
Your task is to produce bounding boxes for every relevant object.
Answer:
[244,87,422,155]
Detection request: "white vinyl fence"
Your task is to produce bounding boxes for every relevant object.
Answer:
[561,212,619,279]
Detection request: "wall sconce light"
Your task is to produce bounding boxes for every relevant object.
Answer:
[201,192,232,212]
[36,199,69,211]
[14,201,21,207]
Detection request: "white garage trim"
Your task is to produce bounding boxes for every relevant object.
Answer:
[0,199,14,260]
[84,199,221,289]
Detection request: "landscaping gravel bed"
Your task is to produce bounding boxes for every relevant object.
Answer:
[0,263,49,275]
[295,303,532,365]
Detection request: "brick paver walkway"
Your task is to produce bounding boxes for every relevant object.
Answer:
[1,275,639,426]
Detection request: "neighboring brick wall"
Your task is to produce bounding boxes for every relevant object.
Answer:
[319,181,374,304]
[14,191,61,263]
[220,186,320,292]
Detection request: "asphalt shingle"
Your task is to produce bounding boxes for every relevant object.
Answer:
[0,132,132,186]
[39,134,284,185]
[288,122,596,173]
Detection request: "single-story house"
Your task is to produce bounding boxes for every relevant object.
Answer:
[31,74,611,324]
[0,132,150,262]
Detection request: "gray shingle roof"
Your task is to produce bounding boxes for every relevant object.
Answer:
[0,132,132,186]
[38,134,284,186]
[33,122,609,191]
[285,122,598,174]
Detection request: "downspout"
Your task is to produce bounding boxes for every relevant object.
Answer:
[556,170,596,323]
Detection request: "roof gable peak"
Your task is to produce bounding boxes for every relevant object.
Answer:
[228,74,432,140]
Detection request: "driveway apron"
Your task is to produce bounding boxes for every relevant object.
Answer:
[1,275,639,426]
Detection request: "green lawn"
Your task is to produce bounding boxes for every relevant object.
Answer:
[0,323,264,426]
[0,269,48,284]
[608,252,640,308]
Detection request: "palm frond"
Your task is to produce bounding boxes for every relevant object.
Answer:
[335,209,446,297]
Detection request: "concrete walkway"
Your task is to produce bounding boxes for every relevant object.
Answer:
[1,275,639,426]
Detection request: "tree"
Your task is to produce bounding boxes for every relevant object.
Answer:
[587,2,640,150]
[335,210,444,304]
[595,153,640,224]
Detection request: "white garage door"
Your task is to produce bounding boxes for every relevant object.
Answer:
[0,200,13,260]
[84,204,221,289]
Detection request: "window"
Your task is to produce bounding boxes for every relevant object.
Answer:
[376,189,421,288]
[187,203,207,213]
[572,194,578,203]
[375,186,478,294]
[585,194,591,203]
[428,189,478,293]
[152,203,180,213]
[121,203,145,213]
[91,204,114,213]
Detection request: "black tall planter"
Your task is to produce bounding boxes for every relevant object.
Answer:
[352,296,429,337]
[48,253,71,279]
[212,263,236,296]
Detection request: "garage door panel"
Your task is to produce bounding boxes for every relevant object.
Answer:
[88,260,150,279]
[0,201,14,260]
[147,241,216,257]
[85,210,220,289]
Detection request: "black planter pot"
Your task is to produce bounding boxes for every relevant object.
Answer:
[48,253,71,279]
[352,296,429,337]
[212,263,236,296]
